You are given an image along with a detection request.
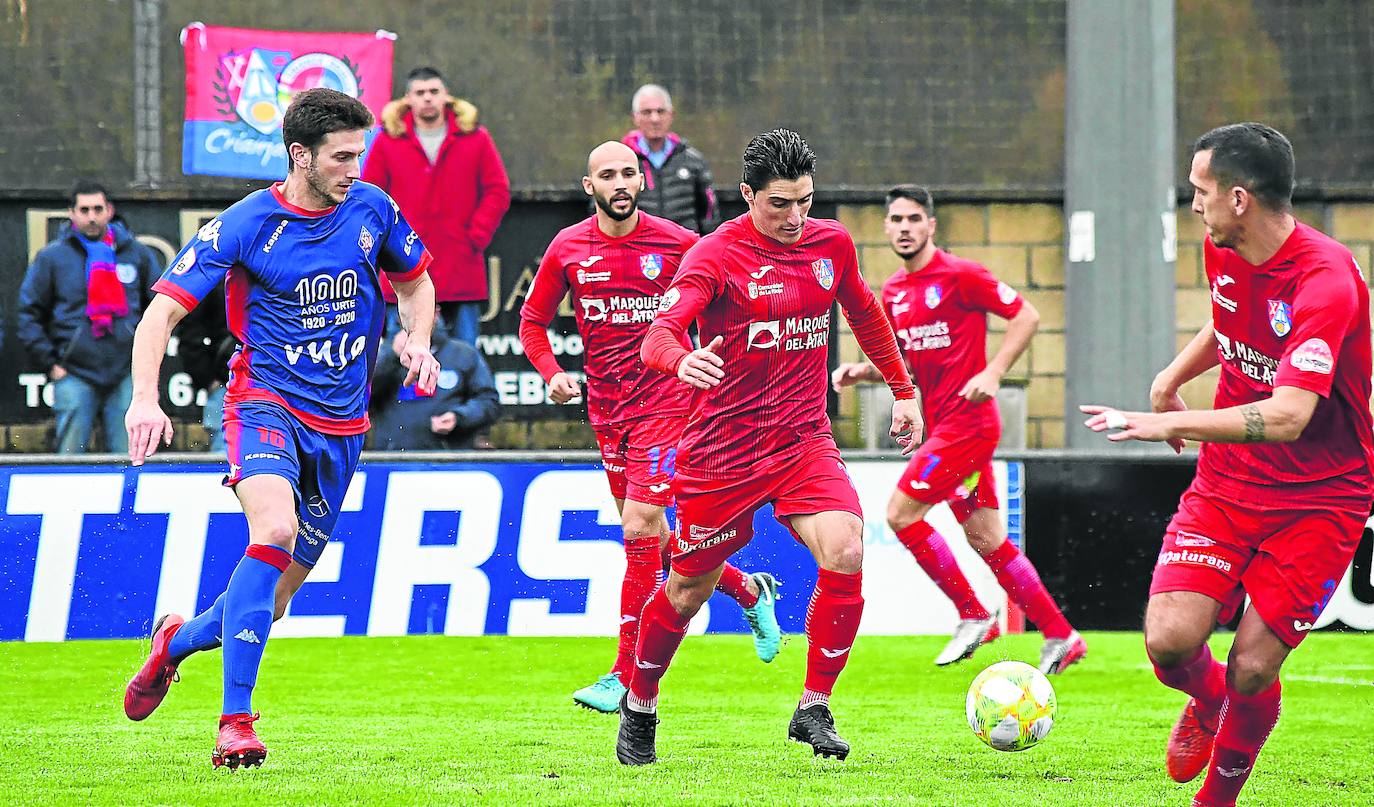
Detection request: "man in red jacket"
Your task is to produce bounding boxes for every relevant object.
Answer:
[362,66,511,345]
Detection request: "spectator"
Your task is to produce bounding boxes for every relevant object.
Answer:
[620,83,720,234]
[175,283,235,452]
[17,180,159,453]
[370,317,500,450]
[362,66,511,345]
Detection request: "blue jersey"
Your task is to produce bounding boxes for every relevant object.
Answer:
[154,182,431,435]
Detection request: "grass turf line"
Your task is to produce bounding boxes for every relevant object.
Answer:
[0,632,1370,805]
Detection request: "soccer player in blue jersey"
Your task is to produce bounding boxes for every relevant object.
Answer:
[121,88,441,769]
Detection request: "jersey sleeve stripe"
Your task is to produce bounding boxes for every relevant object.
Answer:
[152,279,200,312]
[386,248,434,282]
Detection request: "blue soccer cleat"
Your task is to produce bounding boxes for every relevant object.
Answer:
[574,672,627,713]
[742,572,782,663]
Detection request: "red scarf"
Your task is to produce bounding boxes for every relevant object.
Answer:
[79,226,129,338]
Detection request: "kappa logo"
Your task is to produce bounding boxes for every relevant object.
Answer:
[649,482,671,494]
[819,646,852,659]
[229,462,242,477]
[579,255,604,268]
[750,264,775,280]
[234,628,261,644]
[635,659,662,670]
[580,298,608,322]
[197,218,223,251]
[262,220,288,254]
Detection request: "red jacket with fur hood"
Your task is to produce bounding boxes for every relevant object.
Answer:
[363,97,511,302]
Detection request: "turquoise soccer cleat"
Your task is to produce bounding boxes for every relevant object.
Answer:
[742,572,782,663]
[573,672,627,713]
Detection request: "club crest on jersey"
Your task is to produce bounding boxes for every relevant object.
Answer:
[358,226,374,257]
[640,253,663,280]
[811,258,834,290]
[925,285,943,309]
[1267,300,1292,337]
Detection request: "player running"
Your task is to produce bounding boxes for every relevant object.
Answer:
[832,185,1085,673]
[122,89,440,769]
[616,129,921,765]
[1082,123,1373,807]
[520,142,781,714]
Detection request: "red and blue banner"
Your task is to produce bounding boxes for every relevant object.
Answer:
[180,23,395,180]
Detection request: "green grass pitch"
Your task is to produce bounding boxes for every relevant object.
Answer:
[2,632,1370,805]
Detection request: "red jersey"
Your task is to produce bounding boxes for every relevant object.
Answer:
[521,212,698,426]
[881,248,1023,436]
[645,213,912,480]
[1197,221,1374,507]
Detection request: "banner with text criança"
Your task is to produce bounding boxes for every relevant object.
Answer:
[180,23,394,179]
[0,460,1021,642]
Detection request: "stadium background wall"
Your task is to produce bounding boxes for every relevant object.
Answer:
[0,454,1370,642]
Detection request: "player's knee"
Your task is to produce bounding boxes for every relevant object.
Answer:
[664,578,709,617]
[885,493,923,532]
[966,529,1004,557]
[1227,650,1280,696]
[825,537,865,575]
[255,517,298,551]
[1143,629,1201,669]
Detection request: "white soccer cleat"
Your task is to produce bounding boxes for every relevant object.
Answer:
[935,610,1000,667]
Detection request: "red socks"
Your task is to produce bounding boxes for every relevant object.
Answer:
[715,565,759,608]
[612,534,661,682]
[1196,680,1282,806]
[803,569,864,696]
[984,540,1072,639]
[1151,644,1226,717]
[626,587,692,702]
[896,521,989,620]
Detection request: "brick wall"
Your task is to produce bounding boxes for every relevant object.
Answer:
[837,200,1374,449]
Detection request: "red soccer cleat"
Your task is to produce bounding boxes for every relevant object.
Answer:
[124,613,186,721]
[1167,698,1219,783]
[213,713,267,770]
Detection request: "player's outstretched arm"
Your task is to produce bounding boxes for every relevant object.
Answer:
[830,362,882,391]
[126,294,189,466]
[1080,385,1319,449]
[392,273,441,395]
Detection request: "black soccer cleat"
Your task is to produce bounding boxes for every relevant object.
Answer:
[615,693,658,765]
[788,703,850,760]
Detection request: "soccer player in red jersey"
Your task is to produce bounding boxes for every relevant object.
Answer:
[1083,123,1373,807]
[832,186,1086,673]
[615,129,921,764]
[520,142,781,715]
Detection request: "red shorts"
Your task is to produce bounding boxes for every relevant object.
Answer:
[898,431,1000,519]
[592,414,684,507]
[671,437,861,577]
[1149,485,1367,647]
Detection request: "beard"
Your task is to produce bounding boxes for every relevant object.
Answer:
[892,235,928,260]
[304,160,345,206]
[594,191,637,222]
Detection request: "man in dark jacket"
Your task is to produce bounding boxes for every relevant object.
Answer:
[370,320,500,450]
[362,66,511,345]
[620,84,720,234]
[17,180,159,453]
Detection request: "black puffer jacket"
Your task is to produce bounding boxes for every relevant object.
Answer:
[620,130,720,234]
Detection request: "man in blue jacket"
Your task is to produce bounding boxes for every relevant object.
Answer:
[17,180,160,453]
[370,320,500,450]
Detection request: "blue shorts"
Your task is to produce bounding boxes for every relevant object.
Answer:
[222,400,365,568]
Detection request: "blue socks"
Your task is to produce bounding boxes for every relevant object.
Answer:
[167,591,227,661]
[220,545,291,715]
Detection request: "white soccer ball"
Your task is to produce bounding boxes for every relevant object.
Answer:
[966,660,1057,752]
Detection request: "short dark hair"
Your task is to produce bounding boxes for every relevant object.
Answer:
[741,128,817,192]
[886,185,935,217]
[1193,122,1294,211]
[281,88,374,164]
[68,179,109,207]
[406,66,446,86]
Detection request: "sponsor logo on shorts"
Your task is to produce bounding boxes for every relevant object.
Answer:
[297,521,329,547]
[243,452,282,461]
[680,525,738,553]
[1174,530,1214,548]
[909,480,932,490]
[649,482,671,494]
[1292,619,1314,633]
[1157,548,1233,574]
[306,495,330,519]
[603,462,626,474]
